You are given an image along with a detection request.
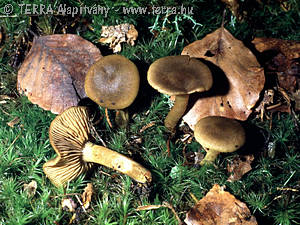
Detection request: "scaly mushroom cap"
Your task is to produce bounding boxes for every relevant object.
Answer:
[147,55,213,96]
[85,55,140,109]
[194,116,246,153]
[43,106,93,187]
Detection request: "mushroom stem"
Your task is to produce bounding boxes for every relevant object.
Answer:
[82,142,152,183]
[200,149,220,166]
[115,109,129,128]
[164,94,189,131]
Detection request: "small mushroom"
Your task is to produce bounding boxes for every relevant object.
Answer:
[43,106,151,187]
[84,55,139,128]
[194,116,246,165]
[147,55,213,132]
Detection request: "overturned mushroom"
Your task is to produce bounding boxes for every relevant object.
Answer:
[43,106,151,187]
[85,55,139,128]
[147,55,213,132]
[194,116,245,165]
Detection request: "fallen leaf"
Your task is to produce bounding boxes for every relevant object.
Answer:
[82,183,93,209]
[18,34,102,114]
[99,23,138,53]
[227,155,254,182]
[185,184,257,225]
[266,53,299,93]
[182,27,265,129]
[23,180,37,197]
[252,37,300,60]
[61,198,77,212]
[7,117,20,127]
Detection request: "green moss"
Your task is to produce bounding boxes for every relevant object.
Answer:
[0,0,299,224]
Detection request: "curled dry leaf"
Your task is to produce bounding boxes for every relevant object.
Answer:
[185,184,257,225]
[18,34,102,114]
[99,23,138,53]
[23,180,37,197]
[182,28,265,130]
[227,155,254,182]
[7,117,20,128]
[82,183,93,210]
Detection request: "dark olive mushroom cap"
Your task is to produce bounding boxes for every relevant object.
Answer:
[85,55,140,109]
[147,55,213,96]
[194,116,246,153]
[43,106,93,187]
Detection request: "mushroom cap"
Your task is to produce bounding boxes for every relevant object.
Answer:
[43,106,93,187]
[147,55,213,96]
[194,116,245,153]
[85,55,140,109]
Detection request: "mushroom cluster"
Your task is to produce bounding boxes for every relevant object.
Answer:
[37,27,261,186]
[147,54,247,164]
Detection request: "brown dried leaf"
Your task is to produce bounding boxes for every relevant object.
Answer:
[227,155,254,182]
[252,37,300,60]
[99,23,138,53]
[18,34,102,114]
[23,180,37,197]
[7,117,20,128]
[82,183,93,209]
[265,53,299,93]
[182,28,265,129]
[185,184,257,225]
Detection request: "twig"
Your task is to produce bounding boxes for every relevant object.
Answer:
[139,122,155,133]
[4,129,23,155]
[266,103,282,110]
[189,192,199,203]
[90,123,107,147]
[162,202,182,225]
[136,201,182,225]
[166,137,171,156]
[105,108,113,128]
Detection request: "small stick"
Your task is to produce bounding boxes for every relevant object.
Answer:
[166,137,171,156]
[266,103,282,110]
[105,108,113,128]
[136,201,182,225]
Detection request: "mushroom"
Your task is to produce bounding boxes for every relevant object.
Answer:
[84,54,139,128]
[147,55,213,132]
[43,106,152,187]
[194,116,246,165]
